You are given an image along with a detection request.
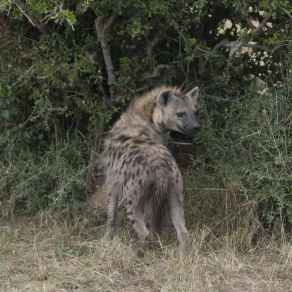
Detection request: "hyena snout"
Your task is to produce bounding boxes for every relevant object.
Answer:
[191,120,201,131]
[182,116,201,136]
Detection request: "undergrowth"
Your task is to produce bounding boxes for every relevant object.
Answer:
[1,73,291,233]
[0,138,95,217]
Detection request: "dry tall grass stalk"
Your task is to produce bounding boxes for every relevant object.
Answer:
[1,213,291,291]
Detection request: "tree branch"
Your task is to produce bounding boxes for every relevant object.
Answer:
[226,16,270,64]
[243,43,282,53]
[197,15,278,75]
[150,64,169,78]
[250,16,270,36]
[146,24,170,55]
[14,0,49,35]
[198,39,230,76]
[135,64,169,93]
[93,11,116,100]
[76,1,87,15]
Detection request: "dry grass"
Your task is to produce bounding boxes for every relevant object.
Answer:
[0,212,291,292]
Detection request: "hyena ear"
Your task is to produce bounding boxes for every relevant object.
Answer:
[157,89,174,108]
[187,87,199,104]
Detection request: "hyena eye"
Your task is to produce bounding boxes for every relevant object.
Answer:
[176,112,186,118]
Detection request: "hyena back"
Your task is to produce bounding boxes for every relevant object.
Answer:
[102,86,200,259]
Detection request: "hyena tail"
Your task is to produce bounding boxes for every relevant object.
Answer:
[151,171,169,233]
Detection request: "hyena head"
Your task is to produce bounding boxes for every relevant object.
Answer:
[155,87,200,136]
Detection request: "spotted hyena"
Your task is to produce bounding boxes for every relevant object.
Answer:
[101,86,200,259]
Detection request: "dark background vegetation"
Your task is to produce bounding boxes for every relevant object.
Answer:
[0,1,291,233]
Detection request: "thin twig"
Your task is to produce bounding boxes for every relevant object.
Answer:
[14,1,36,27]
[171,142,193,146]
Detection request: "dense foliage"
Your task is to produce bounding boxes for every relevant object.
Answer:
[0,1,291,229]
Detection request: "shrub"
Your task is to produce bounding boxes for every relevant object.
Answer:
[0,139,92,216]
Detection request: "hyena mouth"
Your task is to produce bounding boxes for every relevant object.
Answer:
[177,126,199,137]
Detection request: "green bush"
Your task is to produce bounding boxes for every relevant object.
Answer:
[221,77,291,225]
[190,72,291,228]
[1,139,91,216]
[0,1,291,230]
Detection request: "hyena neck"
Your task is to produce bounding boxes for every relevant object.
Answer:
[114,113,164,143]
[121,86,181,136]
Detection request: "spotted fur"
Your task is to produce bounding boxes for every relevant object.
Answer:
[102,86,200,259]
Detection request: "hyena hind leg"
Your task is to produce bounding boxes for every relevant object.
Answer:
[143,198,152,229]
[105,183,120,239]
[168,190,191,260]
[132,218,150,257]
[127,195,150,257]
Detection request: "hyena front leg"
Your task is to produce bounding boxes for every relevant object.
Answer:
[168,189,191,260]
[105,182,121,239]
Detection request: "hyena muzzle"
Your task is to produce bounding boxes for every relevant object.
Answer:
[101,86,200,259]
